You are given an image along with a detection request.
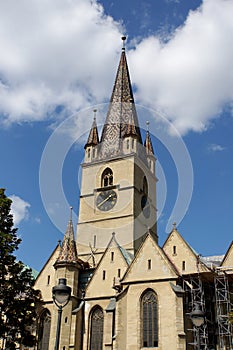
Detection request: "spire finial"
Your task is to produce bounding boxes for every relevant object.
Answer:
[146,120,150,132]
[93,108,97,122]
[172,222,177,230]
[70,206,73,221]
[121,36,126,51]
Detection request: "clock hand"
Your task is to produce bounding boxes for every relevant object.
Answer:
[97,193,113,208]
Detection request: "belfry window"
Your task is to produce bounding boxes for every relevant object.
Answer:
[142,176,148,197]
[89,306,104,350]
[141,289,158,348]
[102,168,113,187]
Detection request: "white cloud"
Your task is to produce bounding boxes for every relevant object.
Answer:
[208,143,225,152]
[0,0,122,125]
[9,195,30,226]
[129,0,233,134]
[0,0,232,135]
[35,217,41,224]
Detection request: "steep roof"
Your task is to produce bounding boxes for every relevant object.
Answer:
[84,113,99,149]
[55,214,79,266]
[99,46,142,158]
[123,114,141,140]
[144,130,154,155]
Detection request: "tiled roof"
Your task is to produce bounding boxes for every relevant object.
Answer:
[85,117,99,149]
[100,48,142,158]
[144,130,154,155]
[56,219,78,265]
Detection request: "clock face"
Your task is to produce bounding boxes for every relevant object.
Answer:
[141,195,150,218]
[96,190,117,211]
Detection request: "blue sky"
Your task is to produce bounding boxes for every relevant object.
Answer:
[0,0,233,271]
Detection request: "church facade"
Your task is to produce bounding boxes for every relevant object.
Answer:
[34,44,233,350]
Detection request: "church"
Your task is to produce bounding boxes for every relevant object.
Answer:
[34,40,233,350]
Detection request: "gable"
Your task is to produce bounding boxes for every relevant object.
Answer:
[85,235,129,298]
[163,229,209,275]
[221,241,233,268]
[123,234,178,283]
[34,245,60,301]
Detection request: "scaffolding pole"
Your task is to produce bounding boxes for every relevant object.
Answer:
[188,276,209,350]
[214,271,233,350]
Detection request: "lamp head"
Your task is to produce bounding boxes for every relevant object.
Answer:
[52,278,71,306]
[190,304,205,327]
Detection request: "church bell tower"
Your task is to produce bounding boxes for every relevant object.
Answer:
[76,38,158,264]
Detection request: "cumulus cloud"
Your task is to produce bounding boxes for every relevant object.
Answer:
[0,0,122,125]
[0,0,233,135]
[129,0,233,134]
[9,195,30,226]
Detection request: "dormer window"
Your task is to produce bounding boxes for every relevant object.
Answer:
[102,168,113,187]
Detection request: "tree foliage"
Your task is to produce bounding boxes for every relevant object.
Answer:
[0,188,40,349]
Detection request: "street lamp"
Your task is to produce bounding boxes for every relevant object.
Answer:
[190,303,205,349]
[52,278,71,350]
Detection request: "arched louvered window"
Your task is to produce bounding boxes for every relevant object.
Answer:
[38,309,51,350]
[141,289,158,347]
[89,306,104,350]
[142,176,148,197]
[101,168,113,187]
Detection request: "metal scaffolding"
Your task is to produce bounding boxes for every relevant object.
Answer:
[188,276,209,350]
[214,269,233,350]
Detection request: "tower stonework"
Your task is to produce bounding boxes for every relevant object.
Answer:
[76,47,158,264]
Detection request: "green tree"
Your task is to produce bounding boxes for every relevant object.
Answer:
[0,188,40,349]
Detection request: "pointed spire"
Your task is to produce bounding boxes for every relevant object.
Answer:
[100,37,142,157]
[144,121,154,155]
[55,207,78,265]
[84,109,99,149]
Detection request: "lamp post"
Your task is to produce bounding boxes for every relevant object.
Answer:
[52,278,71,350]
[190,303,205,350]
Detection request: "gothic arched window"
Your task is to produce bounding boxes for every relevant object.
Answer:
[89,306,104,350]
[38,309,51,350]
[101,168,113,187]
[141,289,158,348]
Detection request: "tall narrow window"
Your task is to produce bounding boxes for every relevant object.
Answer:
[173,246,176,255]
[101,168,113,187]
[182,261,186,271]
[38,310,51,350]
[89,306,104,350]
[111,252,114,262]
[148,259,152,270]
[103,270,106,280]
[141,290,158,347]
